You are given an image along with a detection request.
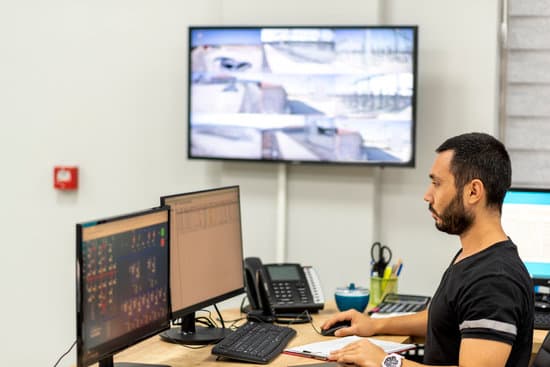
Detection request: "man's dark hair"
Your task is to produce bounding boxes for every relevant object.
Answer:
[436,132,511,212]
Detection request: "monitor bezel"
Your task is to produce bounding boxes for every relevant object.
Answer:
[187,25,418,168]
[503,187,550,279]
[76,206,171,367]
[160,185,246,321]
[507,187,550,196]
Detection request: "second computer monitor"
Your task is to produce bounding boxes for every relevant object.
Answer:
[502,188,550,279]
[76,207,171,367]
[160,185,245,344]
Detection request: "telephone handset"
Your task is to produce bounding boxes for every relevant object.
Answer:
[244,257,325,322]
[244,257,277,323]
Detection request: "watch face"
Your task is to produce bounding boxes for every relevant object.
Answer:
[383,355,402,367]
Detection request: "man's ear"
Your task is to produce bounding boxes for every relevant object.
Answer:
[465,179,484,205]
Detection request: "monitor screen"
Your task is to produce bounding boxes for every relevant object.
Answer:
[159,186,245,344]
[502,188,550,279]
[76,207,170,367]
[188,26,418,166]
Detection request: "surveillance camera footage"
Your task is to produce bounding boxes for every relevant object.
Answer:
[188,27,417,165]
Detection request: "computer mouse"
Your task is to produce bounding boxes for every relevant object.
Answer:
[321,320,352,336]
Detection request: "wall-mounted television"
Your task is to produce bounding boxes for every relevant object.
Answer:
[188,26,418,166]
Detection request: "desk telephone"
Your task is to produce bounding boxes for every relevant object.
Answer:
[244,257,325,322]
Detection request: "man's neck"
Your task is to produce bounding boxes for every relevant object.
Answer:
[456,217,508,262]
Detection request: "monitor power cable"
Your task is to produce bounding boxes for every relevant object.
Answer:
[176,304,232,350]
[53,340,76,367]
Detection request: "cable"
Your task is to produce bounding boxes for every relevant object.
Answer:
[195,316,216,328]
[195,309,217,328]
[308,312,324,335]
[213,303,225,329]
[178,343,213,350]
[275,309,312,325]
[53,340,76,367]
[239,295,248,314]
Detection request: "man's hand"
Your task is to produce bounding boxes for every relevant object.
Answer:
[328,338,386,367]
[321,309,379,337]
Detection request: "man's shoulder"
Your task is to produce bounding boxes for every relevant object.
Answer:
[456,241,529,283]
[482,239,523,265]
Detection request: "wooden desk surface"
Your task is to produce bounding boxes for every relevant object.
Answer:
[107,305,410,367]
[97,305,548,366]
[533,328,548,355]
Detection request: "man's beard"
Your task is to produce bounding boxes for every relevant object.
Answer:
[429,192,474,235]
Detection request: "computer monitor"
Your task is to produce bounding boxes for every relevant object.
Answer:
[76,207,171,367]
[502,188,550,281]
[159,186,245,344]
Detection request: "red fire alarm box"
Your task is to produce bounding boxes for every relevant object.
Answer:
[54,166,78,190]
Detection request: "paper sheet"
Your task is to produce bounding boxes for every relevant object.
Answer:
[370,311,416,318]
[284,335,415,360]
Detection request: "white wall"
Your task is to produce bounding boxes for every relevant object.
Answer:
[0,0,500,365]
[375,0,501,294]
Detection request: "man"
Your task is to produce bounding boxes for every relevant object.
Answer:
[323,132,534,367]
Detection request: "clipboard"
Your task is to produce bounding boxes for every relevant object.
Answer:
[288,363,347,367]
[284,335,416,360]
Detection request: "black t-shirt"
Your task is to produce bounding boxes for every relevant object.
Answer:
[424,240,534,366]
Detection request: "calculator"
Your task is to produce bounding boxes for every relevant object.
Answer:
[373,293,431,314]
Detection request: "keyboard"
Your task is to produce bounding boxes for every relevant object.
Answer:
[534,311,550,330]
[211,321,297,364]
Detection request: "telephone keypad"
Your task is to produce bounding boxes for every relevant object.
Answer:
[258,262,325,313]
[273,281,311,305]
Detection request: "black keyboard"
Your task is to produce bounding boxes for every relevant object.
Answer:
[211,321,296,364]
[535,311,550,330]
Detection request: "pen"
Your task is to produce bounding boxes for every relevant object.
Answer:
[368,307,380,315]
[392,258,403,277]
[396,263,403,276]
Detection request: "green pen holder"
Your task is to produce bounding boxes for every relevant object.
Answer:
[369,276,398,306]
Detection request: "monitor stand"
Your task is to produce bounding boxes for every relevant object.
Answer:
[159,312,232,345]
[98,356,170,367]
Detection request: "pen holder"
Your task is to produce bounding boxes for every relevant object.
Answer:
[369,276,398,306]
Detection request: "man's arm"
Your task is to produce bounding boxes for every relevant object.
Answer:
[322,309,428,337]
[457,338,511,367]
[370,309,428,337]
[329,336,512,367]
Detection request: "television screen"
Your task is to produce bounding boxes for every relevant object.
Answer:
[188,26,418,166]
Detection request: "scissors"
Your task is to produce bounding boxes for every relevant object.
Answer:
[370,242,392,277]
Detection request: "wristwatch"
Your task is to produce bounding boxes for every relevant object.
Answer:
[381,353,404,367]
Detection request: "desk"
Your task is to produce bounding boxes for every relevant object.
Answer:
[533,328,548,355]
[106,305,410,367]
[101,305,548,366]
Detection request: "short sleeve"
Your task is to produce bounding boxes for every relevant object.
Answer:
[456,273,524,344]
